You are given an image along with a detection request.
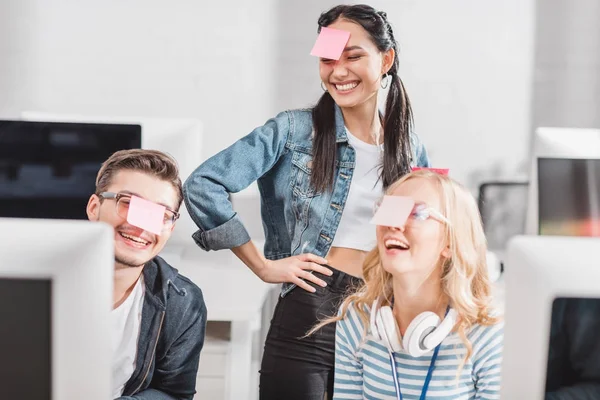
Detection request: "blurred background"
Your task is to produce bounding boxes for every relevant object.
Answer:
[1,0,598,190]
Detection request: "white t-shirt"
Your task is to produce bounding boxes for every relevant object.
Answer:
[111,275,145,398]
[331,127,384,251]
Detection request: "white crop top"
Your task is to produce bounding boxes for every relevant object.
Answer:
[331,128,384,251]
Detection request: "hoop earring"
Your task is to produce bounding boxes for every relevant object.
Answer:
[321,81,327,91]
[380,73,390,89]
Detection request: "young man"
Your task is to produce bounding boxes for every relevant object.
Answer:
[86,149,207,399]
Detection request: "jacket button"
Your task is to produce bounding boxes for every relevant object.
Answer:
[307,161,313,169]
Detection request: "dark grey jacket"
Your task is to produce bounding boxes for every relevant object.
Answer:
[117,256,207,399]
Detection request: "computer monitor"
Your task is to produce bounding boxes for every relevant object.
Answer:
[525,127,600,235]
[0,119,141,220]
[0,218,113,399]
[19,111,203,245]
[500,235,600,399]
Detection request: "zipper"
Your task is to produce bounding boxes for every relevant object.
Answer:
[132,311,165,394]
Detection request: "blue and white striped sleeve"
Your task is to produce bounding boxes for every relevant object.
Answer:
[472,322,505,399]
[333,304,365,399]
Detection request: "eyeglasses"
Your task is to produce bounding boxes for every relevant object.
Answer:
[98,192,180,229]
[373,198,450,227]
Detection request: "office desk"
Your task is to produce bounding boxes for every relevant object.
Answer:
[161,243,271,400]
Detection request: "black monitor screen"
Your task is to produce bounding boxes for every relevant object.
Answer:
[0,120,141,220]
[538,158,600,236]
[0,278,51,399]
[545,297,600,396]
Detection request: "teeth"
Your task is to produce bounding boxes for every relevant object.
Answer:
[120,233,149,245]
[385,239,409,250]
[335,82,358,91]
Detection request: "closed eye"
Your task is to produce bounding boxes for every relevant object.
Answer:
[411,210,430,221]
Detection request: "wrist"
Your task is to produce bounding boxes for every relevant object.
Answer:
[255,256,271,279]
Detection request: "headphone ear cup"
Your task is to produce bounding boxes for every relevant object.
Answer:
[422,308,458,350]
[403,311,441,357]
[378,306,403,353]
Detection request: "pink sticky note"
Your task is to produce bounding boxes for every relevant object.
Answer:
[127,196,166,235]
[310,27,351,60]
[370,196,415,228]
[411,167,450,176]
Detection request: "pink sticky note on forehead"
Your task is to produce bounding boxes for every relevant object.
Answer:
[310,27,351,60]
[370,196,415,228]
[127,196,166,236]
[411,167,450,176]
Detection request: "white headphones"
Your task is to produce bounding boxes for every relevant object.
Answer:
[370,297,458,357]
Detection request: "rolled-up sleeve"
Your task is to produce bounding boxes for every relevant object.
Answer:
[183,111,291,251]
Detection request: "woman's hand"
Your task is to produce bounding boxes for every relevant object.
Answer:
[259,253,333,292]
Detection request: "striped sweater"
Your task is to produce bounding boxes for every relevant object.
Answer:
[334,303,504,399]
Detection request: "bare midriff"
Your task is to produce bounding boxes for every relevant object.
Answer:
[326,246,368,278]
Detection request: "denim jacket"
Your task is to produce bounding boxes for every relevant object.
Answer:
[183,105,429,295]
[117,256,207,400]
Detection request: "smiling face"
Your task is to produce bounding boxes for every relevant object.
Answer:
[319,18,394,110]
[86,170,179,269]
[376,178,451,277]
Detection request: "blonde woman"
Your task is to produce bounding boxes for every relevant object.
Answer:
[328,170,503,399]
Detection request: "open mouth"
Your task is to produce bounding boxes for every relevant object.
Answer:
[384,238,410,251]
[333,81,359,92]
[118,232,151,247]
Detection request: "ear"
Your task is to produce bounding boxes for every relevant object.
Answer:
[381,47,395,75]
[86,194,101,221]
[441,246,451,259]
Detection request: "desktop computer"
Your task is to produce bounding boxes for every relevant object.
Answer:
[0,119,141,220]
[0,218,113,399]
[526,127,600,237]
[501,235,600,398]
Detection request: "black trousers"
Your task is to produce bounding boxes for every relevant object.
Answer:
[259,267,362,400]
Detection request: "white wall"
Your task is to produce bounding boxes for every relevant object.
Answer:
[0,0,278,160]
[1,1,535,191]
[533,0,600,130]
[275,0,536,190]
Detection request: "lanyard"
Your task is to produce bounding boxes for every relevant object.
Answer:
[389,342,441,400]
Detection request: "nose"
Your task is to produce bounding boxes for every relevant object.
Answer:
[331,60,349,78]
[389,224,406,232]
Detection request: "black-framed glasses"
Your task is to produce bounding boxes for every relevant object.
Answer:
[98,192,180,229]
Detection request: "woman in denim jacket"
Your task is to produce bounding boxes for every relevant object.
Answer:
[183,4,429,399]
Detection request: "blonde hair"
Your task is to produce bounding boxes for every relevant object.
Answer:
[310,169,500,371]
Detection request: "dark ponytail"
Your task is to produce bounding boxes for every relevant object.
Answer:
[311,91,338,193]
[310,5,413,193]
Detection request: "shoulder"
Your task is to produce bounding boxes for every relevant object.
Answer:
[468,320,504,362]
[337,301,370,345]
[173,273,206,310]
[270,108,313,129]
[265,108,313,149]
[152,256,206,317]
[285,107,313,120]
[171,272,206,325]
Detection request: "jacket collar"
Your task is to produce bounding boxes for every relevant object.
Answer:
[334,103,349,144]
[333,103,385,144]
[142,256,186,309]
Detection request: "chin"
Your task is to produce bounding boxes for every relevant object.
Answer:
[115,248,156,268]
[381,257,416,275]
[332,97,362,109]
